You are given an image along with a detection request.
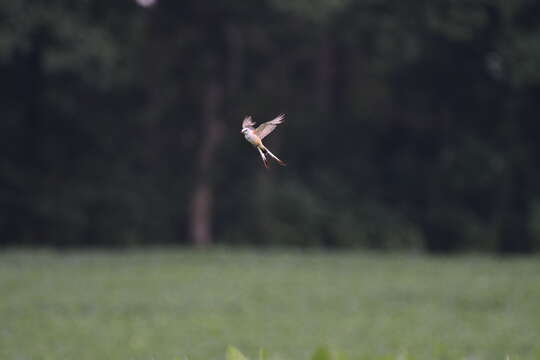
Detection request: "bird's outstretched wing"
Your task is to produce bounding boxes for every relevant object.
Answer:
[242,116,256,129]
[254,114,285,140]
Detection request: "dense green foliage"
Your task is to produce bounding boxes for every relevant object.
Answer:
[1,250,539,359]
[2,0,540,251]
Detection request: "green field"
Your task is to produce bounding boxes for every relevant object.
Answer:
[1,249,539,360]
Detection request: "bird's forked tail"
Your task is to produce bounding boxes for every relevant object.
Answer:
[261,145,286,166]
[257,147,269,169]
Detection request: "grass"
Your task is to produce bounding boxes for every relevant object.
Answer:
[1,248,539,360]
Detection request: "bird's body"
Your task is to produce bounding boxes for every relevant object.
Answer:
[241,114,286,168]
[242,128,263,147]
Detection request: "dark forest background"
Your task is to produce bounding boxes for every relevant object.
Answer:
[2,0,540,252]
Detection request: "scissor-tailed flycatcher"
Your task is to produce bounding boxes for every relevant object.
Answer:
[241,114,286,169]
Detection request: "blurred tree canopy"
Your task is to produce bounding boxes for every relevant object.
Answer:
[1,0,540,252]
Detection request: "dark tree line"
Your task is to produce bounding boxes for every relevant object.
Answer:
[2,0,540,252]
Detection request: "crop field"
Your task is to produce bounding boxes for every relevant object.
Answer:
[1,249,539,360]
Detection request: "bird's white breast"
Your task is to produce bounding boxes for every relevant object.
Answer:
[243,129,259,145]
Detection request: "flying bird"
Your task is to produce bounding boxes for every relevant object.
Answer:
[241,114,286,169]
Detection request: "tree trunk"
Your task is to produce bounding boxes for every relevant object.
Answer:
[189,179,213,247]
[188,81,224,247]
